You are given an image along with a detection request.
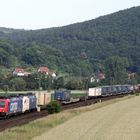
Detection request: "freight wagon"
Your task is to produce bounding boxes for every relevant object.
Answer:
[54,89,81,104]
[88,85,132,97]
[54,89,70,101]
[34,91,51,111]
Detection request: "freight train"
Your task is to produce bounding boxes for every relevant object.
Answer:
[0,84,139,118]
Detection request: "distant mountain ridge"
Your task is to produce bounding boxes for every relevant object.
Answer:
[0,6,140,76]
[0,27,25,34]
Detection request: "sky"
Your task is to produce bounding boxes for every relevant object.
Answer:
[0,0,140,30]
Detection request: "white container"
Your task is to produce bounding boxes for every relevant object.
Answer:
[35,92,51,106]
[88,87,102,96]
[22,96,29,112]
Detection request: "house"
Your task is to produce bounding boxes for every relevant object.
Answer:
[96,72,105,80]
[13,68,25,76]
[38,67,49,75]
[90,72,105,83]
[52,72,56,77]
[23,71,32,76]
[13,68,31,76]
[128,72,136,79]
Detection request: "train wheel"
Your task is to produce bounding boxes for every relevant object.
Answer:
[5,115,9,119]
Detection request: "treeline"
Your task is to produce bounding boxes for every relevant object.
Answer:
[0,55,138,92]
[0,6,140,80]
[0,73,93,91]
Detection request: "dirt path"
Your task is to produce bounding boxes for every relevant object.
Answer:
[33,96,140,140]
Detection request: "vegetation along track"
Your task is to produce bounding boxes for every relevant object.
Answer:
[0,93,130,132]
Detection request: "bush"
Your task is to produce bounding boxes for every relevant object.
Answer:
[135,93,140,96]
[46,101,62,114]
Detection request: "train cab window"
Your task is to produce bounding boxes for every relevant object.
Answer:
[0,101,5,108]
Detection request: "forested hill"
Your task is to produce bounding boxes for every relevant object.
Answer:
[0,6,140,76]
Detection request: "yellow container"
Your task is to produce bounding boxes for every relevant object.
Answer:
[35,92,51,106]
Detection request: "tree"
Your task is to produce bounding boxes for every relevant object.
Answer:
[9,77,26,91]
[24,74,39,90]
[53,77,64,89]
[105,56,129,85]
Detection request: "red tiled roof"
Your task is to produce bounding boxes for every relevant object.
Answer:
[38,67,49,73]
[96,73,105,80]
[14,68,25,73]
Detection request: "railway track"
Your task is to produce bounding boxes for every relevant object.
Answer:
[0,110,49,131]
[62,94,126,110]
[0,93,130,132]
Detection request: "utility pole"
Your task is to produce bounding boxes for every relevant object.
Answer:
[4,85,9,94]
[35,74,42,92]
[38,77,41,91]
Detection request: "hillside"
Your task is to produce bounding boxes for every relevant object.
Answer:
[0,6,140,77]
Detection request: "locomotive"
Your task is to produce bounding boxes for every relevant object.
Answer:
[0,92,51,118]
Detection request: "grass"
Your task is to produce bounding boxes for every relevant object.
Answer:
[135,93,140,96]
[0,95,135,140]
[34,94,140,140]
[0,111,78,140]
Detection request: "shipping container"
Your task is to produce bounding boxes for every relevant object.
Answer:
[102,86,112,95]
[88,87,102,96]
[115,85,120,93]
[35,92,51,106]
[54,89,70,101]
[121,85,129,93]
[124,85,129,93]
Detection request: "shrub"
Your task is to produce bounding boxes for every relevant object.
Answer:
[46,101,62,114]
[135,93,140,96]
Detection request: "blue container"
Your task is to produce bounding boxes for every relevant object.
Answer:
[115,85,122,93]
[8,97,23,114]
[110,86,115,94]
[121,85,128,93]
[112,85,118,95]
[28,95,37,110]
[102,86,108,95]
[54,89,70,101]
[102,86,112,95]
[124,85,129,93]
[108,86,113,94]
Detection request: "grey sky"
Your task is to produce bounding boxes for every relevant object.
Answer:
[0,0,140,29]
